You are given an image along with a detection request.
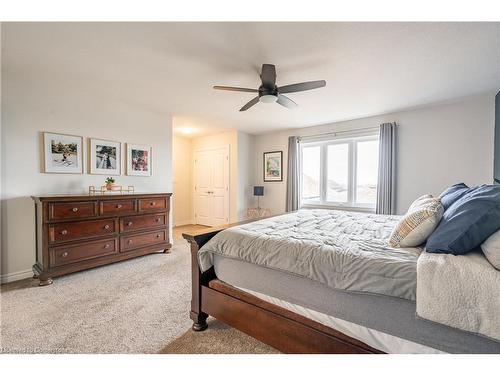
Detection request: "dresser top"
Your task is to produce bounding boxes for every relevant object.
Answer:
[32,192,172,202]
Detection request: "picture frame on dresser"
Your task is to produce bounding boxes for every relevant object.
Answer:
[43,132,83,174]
[89,138,121,175]
[127,143,152,176]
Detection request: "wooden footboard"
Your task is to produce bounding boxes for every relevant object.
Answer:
[182,223,384,354]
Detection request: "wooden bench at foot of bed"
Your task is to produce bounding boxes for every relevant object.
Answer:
[182,223,384,354]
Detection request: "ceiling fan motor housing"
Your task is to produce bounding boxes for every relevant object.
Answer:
[259,85,278,103]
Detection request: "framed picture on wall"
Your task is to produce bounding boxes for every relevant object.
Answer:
[127,143,152,176]
[43,132,83,174]
[89,138,121,175]
[263,151,283,182]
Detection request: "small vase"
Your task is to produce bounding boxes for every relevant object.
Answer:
[106,183,114,191]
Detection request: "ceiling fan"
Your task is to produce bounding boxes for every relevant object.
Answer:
[214,64,326,112]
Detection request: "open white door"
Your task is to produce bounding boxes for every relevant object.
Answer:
[194,146,229,226]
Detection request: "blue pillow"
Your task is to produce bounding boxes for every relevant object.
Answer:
[426,184,500,254]
[439,182,469,211]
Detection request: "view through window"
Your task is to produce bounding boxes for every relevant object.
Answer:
[300,134,379,209]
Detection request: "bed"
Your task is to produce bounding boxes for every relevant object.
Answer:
[182,209,500,354]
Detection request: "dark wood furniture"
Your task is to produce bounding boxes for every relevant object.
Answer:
[32,193,172,286]
[183,223,384,354]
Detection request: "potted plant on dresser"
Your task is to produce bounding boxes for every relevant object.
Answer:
[105,177,115,191]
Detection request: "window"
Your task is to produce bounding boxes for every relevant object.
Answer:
[300,134,379,210]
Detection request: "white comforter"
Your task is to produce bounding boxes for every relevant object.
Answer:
[417,251,500,341]
[199,209,421,300]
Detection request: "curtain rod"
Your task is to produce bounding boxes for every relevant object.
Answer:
[298,126,379,141]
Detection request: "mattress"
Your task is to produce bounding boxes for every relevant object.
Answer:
[199,209,421,300]
[213,255,500,354]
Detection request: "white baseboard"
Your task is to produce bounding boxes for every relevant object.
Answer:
[1,269,33,284]
[173,219,194,227]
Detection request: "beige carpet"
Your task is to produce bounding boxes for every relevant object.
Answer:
[160,318,279,354]
[1,226,197,353]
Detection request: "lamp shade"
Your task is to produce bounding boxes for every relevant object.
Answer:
[253,186,264,196]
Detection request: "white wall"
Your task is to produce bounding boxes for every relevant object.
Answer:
[172,135,192,226]
[1,27,173,282]
[253,94,495,215]
[237,131,255,221]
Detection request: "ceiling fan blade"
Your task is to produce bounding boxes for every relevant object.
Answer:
[260,64,276,88]
[277,94,297,109]
[239,96,260,111]
[213,86,259,93]
[278,80,326,94]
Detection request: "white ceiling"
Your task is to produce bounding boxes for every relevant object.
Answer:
[3,22,500,136]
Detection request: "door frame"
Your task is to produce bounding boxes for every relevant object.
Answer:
[193,145,230,227]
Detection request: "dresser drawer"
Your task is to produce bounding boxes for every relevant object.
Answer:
[120,229,168,253]
[50,238,118,267]
[100,199,136,216]
[49,201,98,221]
[120,213,167,233]
[49,218,117,244]
[138,197,168,212]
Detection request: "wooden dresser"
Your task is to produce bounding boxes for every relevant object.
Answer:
[32,193,172,286]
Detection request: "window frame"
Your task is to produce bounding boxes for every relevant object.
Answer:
[299,133,379,212]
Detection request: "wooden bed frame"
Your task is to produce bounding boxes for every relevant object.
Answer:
[182,222,384,354]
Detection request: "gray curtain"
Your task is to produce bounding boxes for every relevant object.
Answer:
[286,136,300,212]
[376,122,397,215]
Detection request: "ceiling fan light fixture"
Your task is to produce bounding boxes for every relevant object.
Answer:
[259,94,278,103]
[214,64,326,111]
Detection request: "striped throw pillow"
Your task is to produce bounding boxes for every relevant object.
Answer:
[388,195,444,248]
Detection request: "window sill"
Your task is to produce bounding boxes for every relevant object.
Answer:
[300,203,375,214]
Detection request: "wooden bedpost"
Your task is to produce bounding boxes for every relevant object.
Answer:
[182,218,271,332]
[183,229,223,332]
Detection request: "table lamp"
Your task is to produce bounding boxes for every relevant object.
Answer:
[253,186,264,209]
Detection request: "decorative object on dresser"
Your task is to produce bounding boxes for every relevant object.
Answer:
[263,151,283,182]
[105,177,115,190]
[88,185,135,194]
[32,193,172,286]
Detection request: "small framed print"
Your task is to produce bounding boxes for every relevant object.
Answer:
[263,151,283,182]
[127,143,152,176]
[43,132,83,174]
[89,138,121,175]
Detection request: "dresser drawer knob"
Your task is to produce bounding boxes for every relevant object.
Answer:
[104,224,110,230]
[116,204,122,209]
[128,239,133,244]
[155,218,161,223]
[61,251,68,258]
[72,207,79,212]
[104,244,110,249]
[60,229,68,235]
[156,234,161,238]
[127,222,133,227]
[150,202,155,206]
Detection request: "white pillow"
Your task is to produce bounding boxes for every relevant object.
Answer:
[388,195,444,248]
[481,230,500,270]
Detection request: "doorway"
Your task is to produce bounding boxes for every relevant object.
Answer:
[194,146,230,227]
